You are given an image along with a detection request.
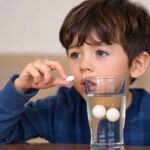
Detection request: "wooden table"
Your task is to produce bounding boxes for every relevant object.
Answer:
[0,144,150,150]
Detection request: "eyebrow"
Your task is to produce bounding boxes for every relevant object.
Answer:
[68,41,105,50]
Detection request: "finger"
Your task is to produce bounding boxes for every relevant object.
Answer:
[49,76,71,87]
[43,59,67,79]
[24,63,43,85]
[33,61,52,84]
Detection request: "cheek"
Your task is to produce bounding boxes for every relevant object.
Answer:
[68,62,83,94]
[69,65,77,75]
[94,58,129,76]
[114,57,129,75]
[111,62,128,73]
[68,61,79,74]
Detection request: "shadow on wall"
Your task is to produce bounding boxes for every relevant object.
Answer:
[0,54,150,101]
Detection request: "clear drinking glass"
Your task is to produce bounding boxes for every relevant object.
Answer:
[84,76,126,149]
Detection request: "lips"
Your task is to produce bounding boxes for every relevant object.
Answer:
[80,79,97,94]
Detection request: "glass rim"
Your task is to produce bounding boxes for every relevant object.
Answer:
[84,75,127,80]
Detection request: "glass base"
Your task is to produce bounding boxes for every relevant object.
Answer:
[90,143,124,150]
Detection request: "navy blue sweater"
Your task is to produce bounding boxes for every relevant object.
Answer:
[0,75,150,146]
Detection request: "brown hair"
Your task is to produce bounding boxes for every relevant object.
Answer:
[59,0,150,66]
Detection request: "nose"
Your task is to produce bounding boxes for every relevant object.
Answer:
[80,55,94,73]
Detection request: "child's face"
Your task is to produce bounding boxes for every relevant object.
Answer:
[67,37,130,97]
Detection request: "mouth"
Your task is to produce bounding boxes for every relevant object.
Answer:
[80,79,97,94]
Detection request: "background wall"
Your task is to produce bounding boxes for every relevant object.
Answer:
[0,0,149,55]
[0,0,83,55]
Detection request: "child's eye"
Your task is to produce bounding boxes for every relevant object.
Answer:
[96,50,108,57]
[69,52,80,59]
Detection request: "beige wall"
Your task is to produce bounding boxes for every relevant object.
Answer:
[0,0,149,55]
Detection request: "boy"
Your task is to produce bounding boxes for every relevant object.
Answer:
[0,0,150,146]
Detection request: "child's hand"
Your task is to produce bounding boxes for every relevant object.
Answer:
[14,59,69,93]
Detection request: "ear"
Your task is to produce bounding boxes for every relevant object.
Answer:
[130,52,149,78]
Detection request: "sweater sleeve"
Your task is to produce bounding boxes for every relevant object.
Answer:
[0,75,38,143]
